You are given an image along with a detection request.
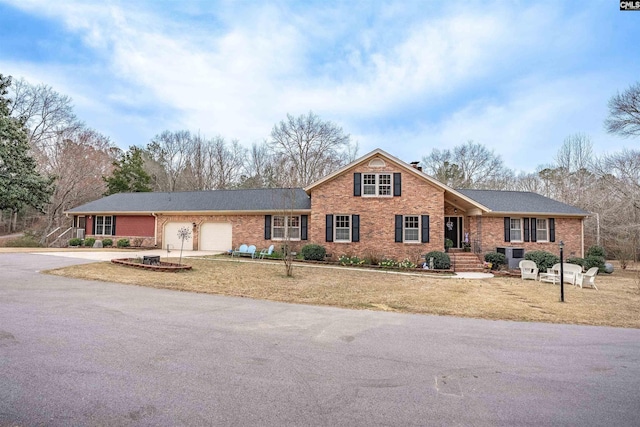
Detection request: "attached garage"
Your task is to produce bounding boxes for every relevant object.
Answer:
[199,222,232,252]
[164,222,194,251]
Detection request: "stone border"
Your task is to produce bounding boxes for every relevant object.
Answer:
[111,258,192,272]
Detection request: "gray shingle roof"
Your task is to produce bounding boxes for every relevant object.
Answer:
[66,188,311,213]
[456,189,589,215]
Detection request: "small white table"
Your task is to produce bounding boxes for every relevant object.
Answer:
[539,272,560,284]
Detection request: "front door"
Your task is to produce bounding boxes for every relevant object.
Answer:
[444,216,463,249]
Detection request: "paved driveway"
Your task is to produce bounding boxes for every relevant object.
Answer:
[1,253,639,426]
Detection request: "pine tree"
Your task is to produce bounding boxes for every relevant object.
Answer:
[104,146,152,195]
[0,74,54,213]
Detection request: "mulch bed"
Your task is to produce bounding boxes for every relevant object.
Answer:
[111,258,192,272]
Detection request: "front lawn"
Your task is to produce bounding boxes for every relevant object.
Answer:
[45,258,640,328]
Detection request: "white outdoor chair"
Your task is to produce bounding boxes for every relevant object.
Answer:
[519,260,539,280]
[576,267,599,290]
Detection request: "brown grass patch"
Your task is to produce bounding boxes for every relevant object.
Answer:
[45,258,640,328]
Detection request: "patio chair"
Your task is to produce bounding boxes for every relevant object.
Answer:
[247,245,257,258]
[258,244,275,259]
[519,260,539,280]
[232,244,248,257]
[576,267,599,290]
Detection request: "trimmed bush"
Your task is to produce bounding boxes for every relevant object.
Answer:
[525,250,560,271]
[424,251,451,269]
[566,257,585,268]
[301,244,326,261]
[83,237,96,247]
[117,238,130,248]
[102,238,113,247]
[484,252,506,270]
[585,255,606,273]
[586,245,606,258]
[68,238,82,247]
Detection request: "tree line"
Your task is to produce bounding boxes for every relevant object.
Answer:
[1,72,639,261]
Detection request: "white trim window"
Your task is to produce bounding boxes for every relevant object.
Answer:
[95,215,113,235]
[334,215,351,242]
[404,215,420,242]
[362,173,392,197]
[510,218,522,242]
[536,218,548,242]
[272,215,300,240]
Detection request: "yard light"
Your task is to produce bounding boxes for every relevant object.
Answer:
[559,241,565,303]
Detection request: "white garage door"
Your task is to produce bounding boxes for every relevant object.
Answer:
[200,222,233,252]
[164,222,194,251]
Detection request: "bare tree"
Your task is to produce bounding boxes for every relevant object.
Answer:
[421,141,513,189]
[8,78,82,153]
[146,130,193,191]
[209,137,246,189]
[40,128,117,242]
[605,82,640,137]
[270,112,354,186]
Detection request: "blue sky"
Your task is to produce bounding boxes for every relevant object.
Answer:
[0,0,638,172]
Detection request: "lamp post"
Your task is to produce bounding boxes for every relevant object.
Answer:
[559,241,565,303]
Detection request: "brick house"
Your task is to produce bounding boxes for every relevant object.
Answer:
[66,149,589,262]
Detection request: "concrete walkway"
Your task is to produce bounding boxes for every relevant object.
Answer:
[33,249,494,279]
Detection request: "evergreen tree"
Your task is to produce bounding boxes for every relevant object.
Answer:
[104,146,152,195]
[0,74,54,213]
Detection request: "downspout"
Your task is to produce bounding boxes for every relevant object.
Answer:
[581,217,585,258]
[152,213,158,246]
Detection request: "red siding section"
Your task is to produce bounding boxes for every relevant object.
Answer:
[116,215,155,237]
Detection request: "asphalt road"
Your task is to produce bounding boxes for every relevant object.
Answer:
[1,253,639,426]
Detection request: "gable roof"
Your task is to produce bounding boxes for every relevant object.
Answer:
[456,189,589,216]
[66,188,311,214]
[304,148,490,211]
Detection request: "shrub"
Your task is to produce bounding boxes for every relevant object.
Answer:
[424,251,451,269]
[398,258,417,269]
[363,252,383,266]
[68,237,82,247]
[301,244,326,261]
[484,252,506,269]
[117,238,130,248]
[378,258,398,268]
[4,235,42,248]
[525,250,560,271]
[586,245,606,258]
[83,237,96,247]
[585,255,606,273]
[102,238,113,247]
[566,257,585,268]
[339,255,366,266]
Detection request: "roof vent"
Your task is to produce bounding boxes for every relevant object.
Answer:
[409,161,422,172]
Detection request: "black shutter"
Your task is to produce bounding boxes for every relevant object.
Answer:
[531,218,537,242]
[354,173,361,196]
[92,216,96,235]
[111,216,117,236]
[504,217,511,242]
[549,218,555,242]
[393,173,401,196]
[523,218,530,242]
[395,215,403,243]
[264,215,271,240]
[421,215,430,243]
[326,214,333,242]
[300,215,308,241]
[352,215,360,242]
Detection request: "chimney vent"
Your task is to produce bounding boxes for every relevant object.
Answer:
[409,161,422,172]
